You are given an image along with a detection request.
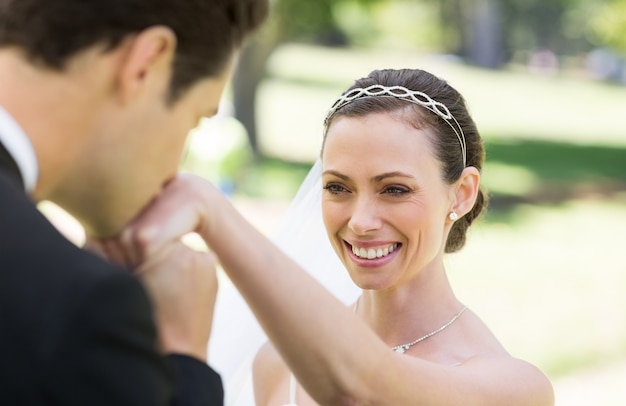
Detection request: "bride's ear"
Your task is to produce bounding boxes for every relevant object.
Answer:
[451,167,480,218]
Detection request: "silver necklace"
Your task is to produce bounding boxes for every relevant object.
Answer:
[392,306,468,354]
[352,300,468,354]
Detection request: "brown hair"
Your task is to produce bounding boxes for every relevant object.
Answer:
[323,68,487,253]
[0,0,268,100]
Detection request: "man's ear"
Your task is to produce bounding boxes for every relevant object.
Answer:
[451,166,480,218]
[117,26,177,104]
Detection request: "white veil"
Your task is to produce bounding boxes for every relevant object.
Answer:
[208,159,360,405]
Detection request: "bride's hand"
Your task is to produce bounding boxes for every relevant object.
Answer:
[90,173,223,361]
[132,240,218,361]
[116,173,223,264]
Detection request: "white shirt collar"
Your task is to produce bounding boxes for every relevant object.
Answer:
[0,106,38,192]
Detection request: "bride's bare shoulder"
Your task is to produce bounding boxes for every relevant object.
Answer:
[456,353,555,405]
[443,310,553,404]
[414,310,554,405]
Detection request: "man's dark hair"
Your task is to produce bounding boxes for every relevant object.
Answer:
[0,0,268,100]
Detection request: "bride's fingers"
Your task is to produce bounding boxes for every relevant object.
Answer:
[83,236,108,259]
[97,238,136,269]
[123,174,214,262]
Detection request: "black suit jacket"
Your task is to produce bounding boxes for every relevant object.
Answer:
[0,147,223,405]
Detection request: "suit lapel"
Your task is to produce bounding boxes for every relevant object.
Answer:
[0,141,24,188]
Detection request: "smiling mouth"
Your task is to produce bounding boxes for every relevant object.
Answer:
[349,243,400,259]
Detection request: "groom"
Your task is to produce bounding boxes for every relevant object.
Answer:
[0,0,267,404]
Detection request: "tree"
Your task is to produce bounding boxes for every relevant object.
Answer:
[436,0,592,67]
[589,0,626,53]
[232,0,374,158]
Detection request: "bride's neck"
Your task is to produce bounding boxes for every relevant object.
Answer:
[356,268,460,346]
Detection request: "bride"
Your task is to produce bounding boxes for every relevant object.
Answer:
[117,68,555,405]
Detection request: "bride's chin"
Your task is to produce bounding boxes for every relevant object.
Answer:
[347,274,389,291]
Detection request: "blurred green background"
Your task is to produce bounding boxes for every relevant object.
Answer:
[180,1,626,404]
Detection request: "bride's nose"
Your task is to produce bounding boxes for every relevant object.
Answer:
[347,196,383,235]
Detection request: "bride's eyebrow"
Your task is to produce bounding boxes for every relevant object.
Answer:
[322,170,415,183]
[322,170,349,180]
[372,171,414,182]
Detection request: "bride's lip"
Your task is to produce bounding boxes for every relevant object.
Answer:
[343,240,401,267]
[346,240,396,249]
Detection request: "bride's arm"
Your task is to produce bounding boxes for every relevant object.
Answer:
[122,174,554,406]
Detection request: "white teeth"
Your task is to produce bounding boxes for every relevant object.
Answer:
[352,243,398,259]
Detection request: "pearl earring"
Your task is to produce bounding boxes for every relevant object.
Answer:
[449,211,459,221]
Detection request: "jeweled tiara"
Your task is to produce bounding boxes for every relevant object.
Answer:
[324,84,467,167]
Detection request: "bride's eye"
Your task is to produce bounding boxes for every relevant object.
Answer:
[383,185,411,196]
[323,183,349,195]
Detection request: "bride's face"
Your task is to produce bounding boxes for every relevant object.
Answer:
[321,112,455,290]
